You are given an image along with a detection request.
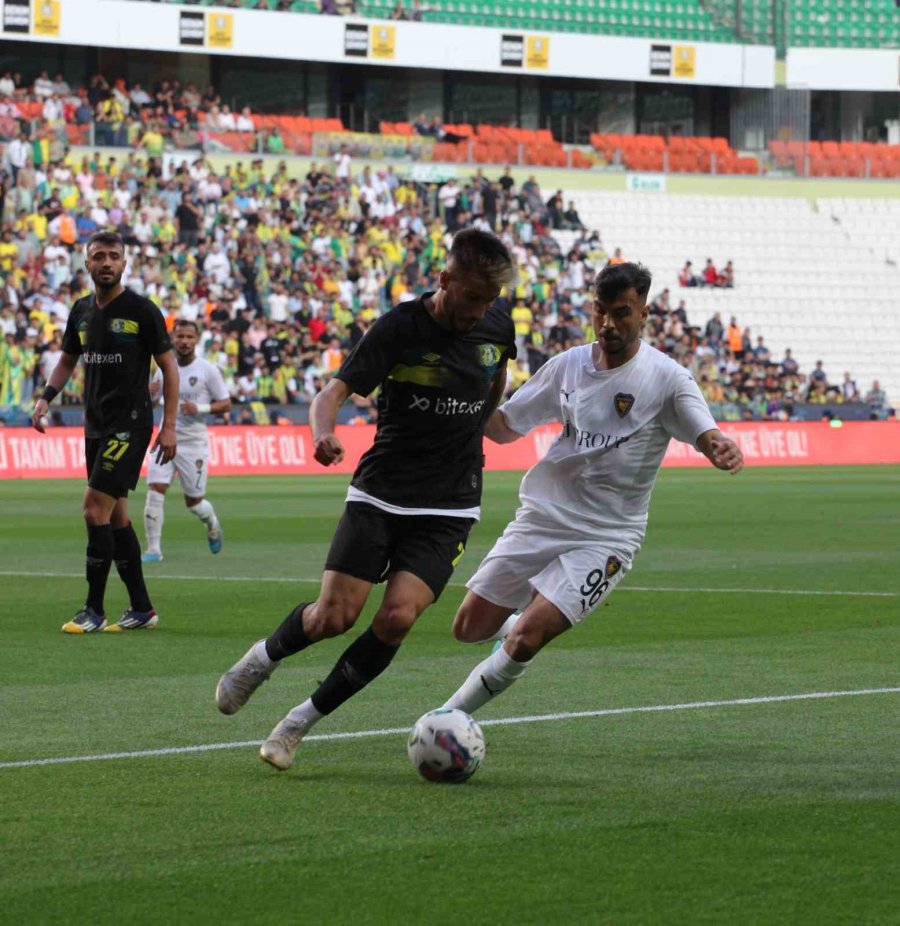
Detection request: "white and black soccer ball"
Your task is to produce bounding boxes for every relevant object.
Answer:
[407,708,485,783]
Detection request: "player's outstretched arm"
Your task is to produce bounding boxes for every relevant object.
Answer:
[484,409,523,445]
[153,349,179,464]
[311,378,353,466]
[697,429,744,474]
[31,350,78,433]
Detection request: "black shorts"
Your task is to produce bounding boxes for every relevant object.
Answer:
[325,502,475,601]
[85,429,152,499]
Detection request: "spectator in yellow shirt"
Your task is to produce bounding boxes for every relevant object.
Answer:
[511,298,533,341]
[507,357,531,395]
[0,228,18,271]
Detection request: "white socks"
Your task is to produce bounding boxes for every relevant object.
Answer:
[253,640,277,668]
[189,498,219,531]
[443,645,531,715]
[143,489,165,553]
[285,698,324,732]
[145,494,220,553]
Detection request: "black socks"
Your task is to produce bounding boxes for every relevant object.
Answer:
[265,603,314,662]
[112,522,153,613]
[85,523,114,614]
[310,627,399,716]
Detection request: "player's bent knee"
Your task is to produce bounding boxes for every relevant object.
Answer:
[373,603,418,642]
[505,622,555,662]
[451,610,483,643]
[82,499,110,525]
[306,599,360,639]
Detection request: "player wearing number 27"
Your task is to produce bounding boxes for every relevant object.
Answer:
[436,262,744,715]
[30,231,178,633]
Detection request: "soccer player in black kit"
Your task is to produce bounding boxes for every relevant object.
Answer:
[31,231,179,633]
[217,228,518,770]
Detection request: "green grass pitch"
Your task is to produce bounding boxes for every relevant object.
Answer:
[1,467,898,924]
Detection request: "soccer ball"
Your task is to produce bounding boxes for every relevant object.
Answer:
[407,708,485,783]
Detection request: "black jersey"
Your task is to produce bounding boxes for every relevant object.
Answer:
[61,288,172,438]
[336,294,516,513]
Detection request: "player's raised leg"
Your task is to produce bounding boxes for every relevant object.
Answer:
[442,593,570,714]
[186,495,222,554]
[451,590,521,645]
[260,570,433,770]
[215,569,373,716]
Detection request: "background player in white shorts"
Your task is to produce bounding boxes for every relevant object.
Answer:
[437,261,744,715]
[142,319,231,562]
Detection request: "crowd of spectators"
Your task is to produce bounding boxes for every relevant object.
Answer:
[0,144,617,414]
[0,68,262,158]
[679,257,735,288]
[0,87,890,422]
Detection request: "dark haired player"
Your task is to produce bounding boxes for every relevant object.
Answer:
[216,229,518,770]
[433,262,744,714]
[143,318,231,563]
[31,231,178,633]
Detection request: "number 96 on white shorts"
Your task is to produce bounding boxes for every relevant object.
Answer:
[466,519,632,625]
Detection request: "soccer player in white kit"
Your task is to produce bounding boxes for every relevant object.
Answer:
[142,319,231,562]
[439,262,744,715]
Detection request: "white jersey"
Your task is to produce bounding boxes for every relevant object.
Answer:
[151,356,229,444]
[501,341,716,548]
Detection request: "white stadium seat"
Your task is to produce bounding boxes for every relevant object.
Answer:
[555,191,900,403]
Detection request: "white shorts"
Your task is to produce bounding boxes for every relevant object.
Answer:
[147,443,210,499]
[466,513,634,625]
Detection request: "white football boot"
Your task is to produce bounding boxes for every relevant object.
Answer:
[259,715,311,771]
[215,641,279,715]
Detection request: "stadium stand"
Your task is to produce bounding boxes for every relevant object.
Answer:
[145,0,900,50]
[149,0,739,42]
[783,0,899,49]
[591,133,758,175]
[768,140,900,180]
[0,72,591,168]
[0,72,894,423]
[0,137,891,424]
[553,191,899,410]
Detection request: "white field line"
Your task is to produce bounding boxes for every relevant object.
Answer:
[1,687,898,771]
[0,569,897,598]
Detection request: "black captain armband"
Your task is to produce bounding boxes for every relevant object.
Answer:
[40,385,59,403]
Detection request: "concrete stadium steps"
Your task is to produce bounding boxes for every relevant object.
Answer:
[556,191,900,404]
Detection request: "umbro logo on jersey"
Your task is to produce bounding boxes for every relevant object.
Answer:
[614,393,635,417]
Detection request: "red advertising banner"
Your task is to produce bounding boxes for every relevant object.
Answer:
[0,421,897,480]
